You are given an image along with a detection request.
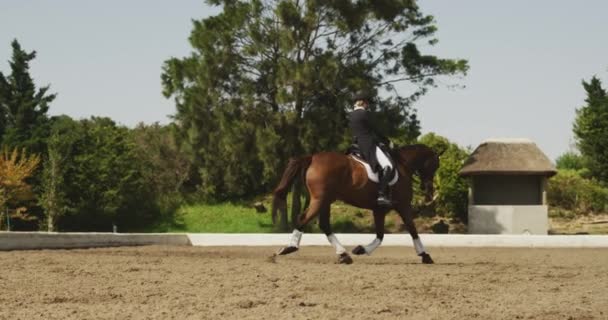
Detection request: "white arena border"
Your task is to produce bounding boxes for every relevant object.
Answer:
[0,232,191,251]
[2,232,608,250]
[188,233,608,248]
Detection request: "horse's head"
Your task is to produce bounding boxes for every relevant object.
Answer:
[396,145,441,204]
[418,152,440,204]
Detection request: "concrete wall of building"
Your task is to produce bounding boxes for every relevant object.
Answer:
[468,205,548,235]
[473,175,542,205]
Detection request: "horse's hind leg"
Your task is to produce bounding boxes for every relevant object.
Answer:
[277,199,324,255]
[396,204,434,264]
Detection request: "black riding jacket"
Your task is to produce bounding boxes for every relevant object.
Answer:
[349,108,388,172]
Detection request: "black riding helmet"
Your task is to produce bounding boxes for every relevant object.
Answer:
[353,90,372,102]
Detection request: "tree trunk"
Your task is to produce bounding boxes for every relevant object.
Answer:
[5,208,10,231]
[47,213,54,232]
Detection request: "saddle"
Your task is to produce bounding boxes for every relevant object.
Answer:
[345,143,364,159]
[346,143,399,186]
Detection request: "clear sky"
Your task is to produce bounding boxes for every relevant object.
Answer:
[1,0,607,160]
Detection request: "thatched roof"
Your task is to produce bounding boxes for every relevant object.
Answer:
[460,139,557,177]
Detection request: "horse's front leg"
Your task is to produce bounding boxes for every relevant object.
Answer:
[397,204,434,264]
[317,203,353,264]
[352,209,386,256]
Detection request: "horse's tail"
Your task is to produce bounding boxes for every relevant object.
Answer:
[271,156,312,225]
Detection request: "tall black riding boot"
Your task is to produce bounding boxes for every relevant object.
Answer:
[376,167,392,207]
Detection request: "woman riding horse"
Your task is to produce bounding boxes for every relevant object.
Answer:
[272,144,439,264]
[349,90,393,206]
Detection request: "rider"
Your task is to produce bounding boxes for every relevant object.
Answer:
[349,90,393,206]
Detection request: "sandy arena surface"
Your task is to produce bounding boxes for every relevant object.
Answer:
[1,245,607,320]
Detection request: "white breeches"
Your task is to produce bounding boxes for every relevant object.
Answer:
[376,147,392,170]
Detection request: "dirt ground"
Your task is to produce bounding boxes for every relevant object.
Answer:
[1,245,607,320]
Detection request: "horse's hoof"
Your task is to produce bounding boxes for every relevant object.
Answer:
[420,252,434,264]
[338,253,353,265]
[352,245,366,255]
[277,246,299,255]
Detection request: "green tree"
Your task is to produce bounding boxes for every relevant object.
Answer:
[39,116,77,231]
[0,39,54,154]
[573,76,608,184]
[130,123,191,207]
[162,0,468,201]
[51,117,156,231]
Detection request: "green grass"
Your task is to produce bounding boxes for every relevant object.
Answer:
[149,203,275,233]
[146,197,608,234]
[146,195,386,233]
[549,213,608,235]
[146,194,468,234]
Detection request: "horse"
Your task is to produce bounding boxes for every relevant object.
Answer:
[271,144,439,264]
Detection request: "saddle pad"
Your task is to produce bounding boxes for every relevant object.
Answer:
[350,156,399,186]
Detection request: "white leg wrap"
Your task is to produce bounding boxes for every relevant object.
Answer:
[327,234,346,254]
[288,229,303,248]
[363,238,382,255]
[413,238,426,255]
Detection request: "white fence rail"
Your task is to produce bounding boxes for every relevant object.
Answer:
[2,232,608,251]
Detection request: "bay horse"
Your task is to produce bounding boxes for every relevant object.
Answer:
[271,144,439,264]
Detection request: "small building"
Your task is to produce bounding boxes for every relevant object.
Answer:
[459,139,557,234]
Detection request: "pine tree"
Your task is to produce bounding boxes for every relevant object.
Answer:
[0,39,55,154]
[573,77,608,184]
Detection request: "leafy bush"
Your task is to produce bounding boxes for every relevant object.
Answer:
[555,151,592,179]
[556,152,585,171]
[547,169,608,215]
